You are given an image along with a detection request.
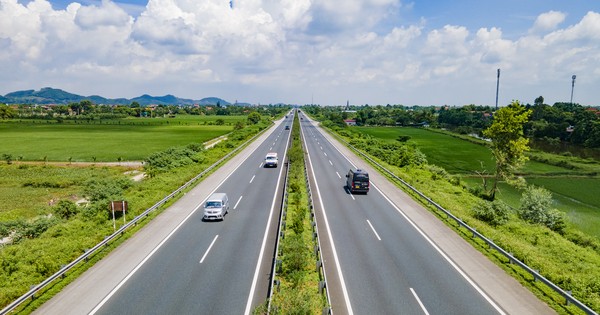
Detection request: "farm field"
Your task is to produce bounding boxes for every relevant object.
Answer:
[0,116,246,162]
[0,164,134,222]
[355,126,600,239]
[356,127,573,175]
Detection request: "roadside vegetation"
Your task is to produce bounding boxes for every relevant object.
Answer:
[0,109,286,312]
[304,105,600,314]
[266,112,328,314]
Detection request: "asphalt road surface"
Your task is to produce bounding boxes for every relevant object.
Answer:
[298,111,555,315]
[34,114,295,315]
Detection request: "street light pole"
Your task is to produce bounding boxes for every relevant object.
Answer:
[570,74,576,104]
[495,68,500,110]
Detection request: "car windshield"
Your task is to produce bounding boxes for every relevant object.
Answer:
[206,201,222,208]
[266,157,276,160]
[354,174,369,182]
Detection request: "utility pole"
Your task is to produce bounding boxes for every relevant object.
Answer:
[495,68,500,110]
[570,74,576,104]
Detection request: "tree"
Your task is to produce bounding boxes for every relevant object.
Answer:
[0,104,16,119]
[247,112,261,124]
[483,100,531,200]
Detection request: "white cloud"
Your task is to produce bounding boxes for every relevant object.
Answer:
[530,10,565,34]
[0,0,598,106]
[74,0,131,30]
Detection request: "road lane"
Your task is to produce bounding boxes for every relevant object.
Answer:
[300,114,554,315]
[91,119,292,315]
[301,117,503,315]
[34,114,295,315]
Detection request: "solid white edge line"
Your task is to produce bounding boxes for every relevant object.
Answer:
[89,123,275,315]
[305,128,355,315]
[366,220,381,241]
[234,196,243,210]
[249,175,256,184]
[243,122,292,315]
[373,182,506,315]
[319,124,506,315]
[199,235,219,264]
[410,288,430,315]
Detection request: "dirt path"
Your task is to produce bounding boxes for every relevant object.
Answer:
[10,161,144,168]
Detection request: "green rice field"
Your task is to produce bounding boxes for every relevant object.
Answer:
[0,116,246,162]
[356,127,572,175]
[355,126,600,238]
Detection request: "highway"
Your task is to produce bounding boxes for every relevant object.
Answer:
[298,111,555,315]
[32,110,554,315]
[34,114,294,315]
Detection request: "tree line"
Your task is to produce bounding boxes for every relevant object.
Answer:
[0,101,287,120]
[303,98,600,148]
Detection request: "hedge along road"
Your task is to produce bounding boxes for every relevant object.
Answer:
[300,116,554,314]
[32,116,293,315]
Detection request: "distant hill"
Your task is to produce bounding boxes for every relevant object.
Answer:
[1,87,233,106]
[199,97,232,106]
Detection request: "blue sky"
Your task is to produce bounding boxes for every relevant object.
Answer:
[4,0,600,106]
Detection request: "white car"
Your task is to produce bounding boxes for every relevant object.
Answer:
[203,193,229,221]
[264,152,278,168]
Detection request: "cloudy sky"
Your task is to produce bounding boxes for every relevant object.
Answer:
[1,0,599,106]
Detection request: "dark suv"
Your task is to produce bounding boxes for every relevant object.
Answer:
[346,169,369,194]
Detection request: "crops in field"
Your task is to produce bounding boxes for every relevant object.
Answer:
[0,116,247,162]
[355,126,600,239]
[355,127,572,175]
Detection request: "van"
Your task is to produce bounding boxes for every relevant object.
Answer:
[264,152,278,168]
[203,193,229,221]
[346,169,369,194]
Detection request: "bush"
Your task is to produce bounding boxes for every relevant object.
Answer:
[53,200,79,220]
[83,177,132,203]
[472,200,510,226]
[396,135,411,142]
[518,185,567,233]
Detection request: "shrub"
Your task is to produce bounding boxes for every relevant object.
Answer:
[281,235,307,276]
[53,200,79,220]
[518,185,567,233]
[396,135,411,142]
[83,177,132,203]
[472,199,510,226]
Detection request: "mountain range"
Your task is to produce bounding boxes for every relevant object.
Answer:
[0,87,232,106]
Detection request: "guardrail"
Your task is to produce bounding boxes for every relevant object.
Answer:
[330,131,597,315]
[268,115,332,315]
[302,120,332,314]
[267,133,291,313]
[0,126,270,315]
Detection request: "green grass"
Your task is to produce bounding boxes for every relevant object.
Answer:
[354,126,600,240]
[0,164,134,221]
[356,127,574,175]
[0,117,246,161]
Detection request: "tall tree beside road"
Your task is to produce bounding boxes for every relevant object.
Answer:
[483,100,532,200]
